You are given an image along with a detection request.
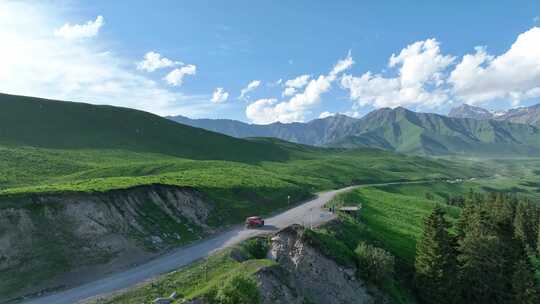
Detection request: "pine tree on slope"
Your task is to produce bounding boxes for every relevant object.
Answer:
[415,206,457,304]
[512,258,539,304]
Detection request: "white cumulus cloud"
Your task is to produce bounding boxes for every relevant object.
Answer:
[285,74,311,88]
[340,28,540,112]
[341,39,453,109]
[0,1,208,116]
[211,87,229,103]
[389,39,454,88]
[318,111,335,119]
[245,98,279,124]
[449,27,540,106]
[246,52,354,124]
[54,15,104,39]
[282,74,310,96]
[239,80,261,100]
[282,87,297,97]
[137,51,182,72]
[329,51,355,78]
[164,64,197,86]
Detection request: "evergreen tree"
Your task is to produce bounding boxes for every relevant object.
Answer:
[457,208,510,303]
[456,202,476,240]
[415,206,457,304]
[512,258,539,304]
[531,204,540,253]
[452,193,540,303]
[466,188,475,204]
[489,193,514,225]
[458,233,508,303]
[538,223,540,256]
[514,201,535,250]
[488,194,522,283]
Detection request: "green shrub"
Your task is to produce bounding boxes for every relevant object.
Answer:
[211,274,261,304]
[303,229,356,266]
[355,242,395,284]
[242,237,269,259]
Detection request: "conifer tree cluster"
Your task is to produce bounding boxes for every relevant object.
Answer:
[415,193,540,304]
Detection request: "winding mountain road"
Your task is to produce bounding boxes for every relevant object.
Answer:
[21,182,425,304]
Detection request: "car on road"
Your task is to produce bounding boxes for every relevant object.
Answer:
[245,216,264,228]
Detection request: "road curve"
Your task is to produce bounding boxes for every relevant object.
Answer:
[21,182,423,304]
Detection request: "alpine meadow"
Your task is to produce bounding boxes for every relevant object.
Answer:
[2,2,540,304]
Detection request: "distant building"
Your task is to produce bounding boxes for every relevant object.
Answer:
[338,205,361,217]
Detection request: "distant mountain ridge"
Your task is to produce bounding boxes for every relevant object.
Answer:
[7,91,535,158]
[448,104,498,120]
[449,103,540,126]
[334,107,540,156]
[169,114,360,146]
[169,106,540,157]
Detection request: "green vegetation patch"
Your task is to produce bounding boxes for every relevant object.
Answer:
[333,186,459,263]
[303,228,356,267]
[92,243,274,304]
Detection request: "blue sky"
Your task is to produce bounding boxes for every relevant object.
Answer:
[1,1,540,123]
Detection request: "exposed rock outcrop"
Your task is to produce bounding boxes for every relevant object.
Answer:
[256,224,388,304]
[0,184,214,301]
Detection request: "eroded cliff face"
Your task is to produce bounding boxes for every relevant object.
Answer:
[0,185,214,301]
[256,224,387,304]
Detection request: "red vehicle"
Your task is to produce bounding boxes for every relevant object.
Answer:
[245,216,265,228]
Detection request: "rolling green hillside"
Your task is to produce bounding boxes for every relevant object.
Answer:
[0,93,493,300]
[0,93,488,199]
[0,93,289,162]
[0,93,488,229]
[334,107,540,156]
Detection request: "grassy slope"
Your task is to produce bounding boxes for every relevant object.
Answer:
[0,93,485,199]
[0,93,485,220]
[0,144,483,230]
[317,184,461,303]
[0,93,508,301]
[344,185,461,263]
[317,159,540,302]
[0,93,289,162]
[91,245,275,304]
[0,95,488,299]
[94,182,467,304]
[1,148,486,195]
[87,159,540,304]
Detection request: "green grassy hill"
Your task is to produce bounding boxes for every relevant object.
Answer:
[0,93,290,162]
[0,93,489,198]
[0,93,488,237]
[0,93,493,300]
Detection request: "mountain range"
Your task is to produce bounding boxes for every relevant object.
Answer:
[1,92,539,158]
[169,103,540,157]
[449,103,540,126]
[169,114,360,146]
